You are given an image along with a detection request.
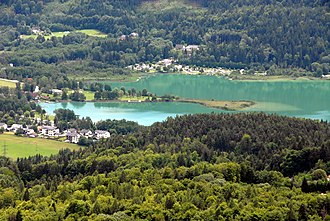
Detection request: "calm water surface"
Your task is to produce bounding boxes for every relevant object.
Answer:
[41,74,330,125]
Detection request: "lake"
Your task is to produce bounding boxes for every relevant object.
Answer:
[41,74,330,125]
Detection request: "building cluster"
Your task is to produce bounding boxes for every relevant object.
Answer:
[119,32,139,41]
[127,58,232,76]
[0,123,110,144]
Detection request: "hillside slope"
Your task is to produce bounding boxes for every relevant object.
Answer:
[0,0,328,81]
[0,113,329,220]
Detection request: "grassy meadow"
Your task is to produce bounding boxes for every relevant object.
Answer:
[76,29,107,38]
[0,133,81,159]
[0,79,17,88]
[20,29,107,40]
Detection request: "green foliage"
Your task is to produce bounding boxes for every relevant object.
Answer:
[95,119,141,135]
[0,113,328,219]
[69,91,86,102]
[312,169,327,181]
[0,87,42,125]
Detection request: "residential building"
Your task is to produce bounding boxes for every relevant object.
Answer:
[129,32,139,38]
[119,35,127,41]
[0,123,7,130]
[159,59,173,66]
[9,124,23,132]
[34,86,40,93]
[41,126,60,137]
[25,128,37,138]
[51,89,63,95]
[65,128,77,134]
[80,129,93,138]
[185,45,200,52]
[67,131,81,144]
[95,130,110,140]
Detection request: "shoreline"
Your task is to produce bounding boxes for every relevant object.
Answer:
[229,75,329,82]
[41,98,257,111]
[82,72,329,83]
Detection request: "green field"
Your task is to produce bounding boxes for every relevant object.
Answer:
[20,29,107,40]
[0,79,18,88]
[76,29,107,38]
[0,133,81,159]
[82,90,95,101]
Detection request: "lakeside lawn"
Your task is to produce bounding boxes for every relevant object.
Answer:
[0,79,17,88]
[0,133,81,159]
[82,90,95,101]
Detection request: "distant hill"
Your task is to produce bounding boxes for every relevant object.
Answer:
[0,0,328,85]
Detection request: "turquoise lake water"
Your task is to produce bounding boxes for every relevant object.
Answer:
[41,74,330,125]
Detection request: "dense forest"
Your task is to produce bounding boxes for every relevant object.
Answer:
[0,113,329,220]
[0,86,44,127]
[0,0,329,89]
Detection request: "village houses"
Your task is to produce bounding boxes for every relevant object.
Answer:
[1,122,112,144]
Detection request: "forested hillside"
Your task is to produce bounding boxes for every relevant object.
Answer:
[0,1,329,220]
[0,0,329,88]
[0,113,329,220]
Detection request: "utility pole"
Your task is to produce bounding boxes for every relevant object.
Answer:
[3,141,7,157]
[35,143,38,154]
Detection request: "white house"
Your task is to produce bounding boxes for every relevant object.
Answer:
[119,35,127,41]
[0,123,8,130]
[185,45,200,52]
[25,128,37,138]
[41,126,60,137]
[159,59,173,66]
[80,129,93,138]
[129,32,139,38]
[51,89,63,95]
[34,86,40,93]
[95,130,110,140]
[64,128,77,134]
[9,124,23,132]
[67,131,81,144]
